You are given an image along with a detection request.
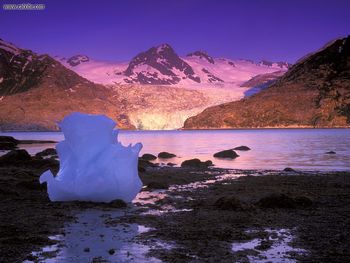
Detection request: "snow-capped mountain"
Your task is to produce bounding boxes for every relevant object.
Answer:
[123,43,200,85]
[184,36,350,129]
[0,38,134,130]
[61,43,290,87]
[0,38,291,131]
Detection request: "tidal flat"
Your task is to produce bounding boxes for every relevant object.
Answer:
[0,154,349,263]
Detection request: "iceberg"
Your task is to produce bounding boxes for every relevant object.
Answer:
[39,112,143,203]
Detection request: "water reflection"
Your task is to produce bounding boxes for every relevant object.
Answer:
[25,209,163,263]
[232,228,307,263]
[2,129,349,171]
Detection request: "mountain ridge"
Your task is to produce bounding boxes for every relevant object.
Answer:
[59,43,290,87]
[183,36,350,129]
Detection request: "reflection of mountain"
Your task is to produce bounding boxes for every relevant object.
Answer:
[184,36,350,129]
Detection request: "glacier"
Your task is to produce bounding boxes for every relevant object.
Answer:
[39,112,142,203]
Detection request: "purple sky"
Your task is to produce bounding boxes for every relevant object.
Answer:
[1,0,349,63]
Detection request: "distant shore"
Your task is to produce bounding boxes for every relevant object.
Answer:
[1,126,349,133]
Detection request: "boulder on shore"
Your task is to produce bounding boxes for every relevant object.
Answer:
[0,149,31,165]
[181,158,213,168]
[213,149,239,159]
[147,181,169,190]
[233,145,251,151]
[256,193,313,209]
[283,167,295,172]
[158,152,176,159]
[0,136,19,150]
[140,153,157,161]
[214,196,245,210]
[35,148,57,157]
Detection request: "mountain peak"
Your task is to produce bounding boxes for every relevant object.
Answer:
[156,43,173,53]
[66,55,90,67]
[259,60,291,69]
[187,50,214,64]
[123,43,200,84]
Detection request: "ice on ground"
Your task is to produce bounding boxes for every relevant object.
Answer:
[40,112,142,202]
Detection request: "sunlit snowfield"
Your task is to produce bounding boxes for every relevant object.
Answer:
[1,129,349,171]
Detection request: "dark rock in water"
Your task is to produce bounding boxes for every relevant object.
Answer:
[257,193,312,209]
[158,152,176,158]
[256,240,273,250]
[181,158,213,168]
[0,149,31,165]
[141,153,157,161]
[167,162,176,167]
[233,145,251,151]
[35,148,57,157]
[213,150,239,159]
[109,199,127,208]
[325,151,336,154]
[138,158,158,172]
[138,158,157,168]
[0,136,19,150]
[147,181,169,189]
[108,249,116,255]
[284,167,295,172]
[214,196,245,210]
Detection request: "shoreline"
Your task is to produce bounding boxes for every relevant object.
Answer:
[1,126,350,133]
[0,153,349,262]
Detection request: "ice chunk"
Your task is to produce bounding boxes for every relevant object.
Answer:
[39,112,142,203]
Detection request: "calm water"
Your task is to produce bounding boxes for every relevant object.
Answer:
[1,129,349,171]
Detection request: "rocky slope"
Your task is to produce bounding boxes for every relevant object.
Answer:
[184,36,350,129]
[0,39,134,130]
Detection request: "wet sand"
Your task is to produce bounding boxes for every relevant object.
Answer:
[0,156,349,262]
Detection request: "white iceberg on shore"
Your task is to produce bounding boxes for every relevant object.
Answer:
[40,112,142,203]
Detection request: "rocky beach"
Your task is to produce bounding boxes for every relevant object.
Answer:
[0,137,349,262]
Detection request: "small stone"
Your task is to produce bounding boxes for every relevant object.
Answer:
[0,149,31,165]
[158,152,176,158]
[213,149,239,159]
[181,158,213,168]
[325,151,336,154]
[35,148,57,157]
[140,153,157,161]
[84,247,90,252]
[233,145,251,151]
[147,181,169,189]
[108,248,115,255]
[214,196,244,210]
